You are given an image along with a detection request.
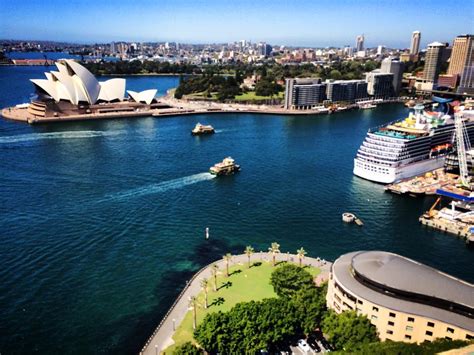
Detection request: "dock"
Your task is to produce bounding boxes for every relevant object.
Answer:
[385,169,458,196]
[419,211,473,241]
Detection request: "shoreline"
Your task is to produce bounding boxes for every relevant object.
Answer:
[1,99,405,125]
[139,252,332,355]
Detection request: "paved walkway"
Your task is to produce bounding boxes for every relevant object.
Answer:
[140,252,332,355]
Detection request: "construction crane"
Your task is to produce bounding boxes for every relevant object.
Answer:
[454,111,473,189]
[423,197,441,219]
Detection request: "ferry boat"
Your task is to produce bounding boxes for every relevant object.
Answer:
[353,100,474,184]
[209,157,240,176]
[359,103,377,109]
[191,123,215,135]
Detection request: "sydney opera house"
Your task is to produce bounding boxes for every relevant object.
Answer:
[2,59,170,123]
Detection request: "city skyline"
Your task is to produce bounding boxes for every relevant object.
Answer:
[1,0,472,48]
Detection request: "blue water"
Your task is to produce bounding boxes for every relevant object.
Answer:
[0,64,473,354]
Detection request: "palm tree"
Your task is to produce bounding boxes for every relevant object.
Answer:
[223,253,232,277]
[297,247,307,267]
[268,242,280,266]
[200,278,209,309]
[244,245,254,268]
[211,263,219,292]
[189,295,197,329]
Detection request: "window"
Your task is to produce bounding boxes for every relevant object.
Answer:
[466,334,473,340]
[407,317,415,323]
[371,315,378,321]
[333,301,341,311]
[386,330,393,335]
[426,331,433,336]
[357,300,363,305]
[445,337,452,341]
[389,312,396,318]
[447,327,454,334]
[334,294,341,302]
[427,322,435,328]
[388,321,395,326]
[372,306,379,312]
[405,326,413,332]
[405,335,412,340]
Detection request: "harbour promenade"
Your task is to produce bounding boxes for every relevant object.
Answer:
[140,252,332,355]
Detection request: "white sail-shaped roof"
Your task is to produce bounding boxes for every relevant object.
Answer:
[98,79,126,102]
[30,60,156,106]
[127,89,157,105]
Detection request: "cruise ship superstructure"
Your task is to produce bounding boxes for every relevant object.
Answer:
[354,103,474,184]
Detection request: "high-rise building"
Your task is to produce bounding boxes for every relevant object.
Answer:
[110,42,116,54]
[326,80,367,102]
[377,45,384,56]
[458,40,474,94]
[366,72,394,98]
[381,57,404,94]
[423,42,446,83]
[448,34,473,76]
[356,35,365,52]
[284,78,326,109]
[410,31,421,55]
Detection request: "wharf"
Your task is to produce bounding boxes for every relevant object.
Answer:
[419,210,474,242]
[385,169,458,196]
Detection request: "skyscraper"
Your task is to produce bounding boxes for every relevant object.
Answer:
[410,31,421,55]
[381,57,404,94]
[110,42,116,54]
[448,34,473,76]
[423,42,446,83]
[356,35,364,52]
[458,38,474,94]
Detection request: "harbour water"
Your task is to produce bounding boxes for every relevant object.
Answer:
[0,64,473,354]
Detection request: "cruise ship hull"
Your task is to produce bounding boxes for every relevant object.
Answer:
[353,157,446,184]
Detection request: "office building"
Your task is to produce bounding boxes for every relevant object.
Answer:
[284,78,326,109]
[458,42,474,94]
[377,45,385,56]
[381,57,404,94]
[327,251,474,343]
[110,42,116,54]
[423,42,447,83]
[410,31,421,55]
[366,72,394,97]
[326,80,368,102]
[356,35,365,52]
[448,35,473,76]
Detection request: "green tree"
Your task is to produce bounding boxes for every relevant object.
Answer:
[200,278,209,309]
[210,263,219,292]
[321,310,379,351]
[189,295,198,330]
[172,341,203,355]
[329,69,342,80]
[296,247,307,267]
[244,245,254,268]
[270,263,314,298]
[268,242,280,266]
[291,283,327,334]
[223,253,232,277]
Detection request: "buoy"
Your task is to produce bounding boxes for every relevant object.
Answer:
[205,227,209,239]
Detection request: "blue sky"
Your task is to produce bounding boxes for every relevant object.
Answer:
[0,0,472,48]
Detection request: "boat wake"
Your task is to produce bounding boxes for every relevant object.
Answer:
[104,172,215,201]
[0,130,124,144]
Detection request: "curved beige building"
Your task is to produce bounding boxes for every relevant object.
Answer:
[327,251,474,343]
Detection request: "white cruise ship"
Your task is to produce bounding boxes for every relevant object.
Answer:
[354,103,474,184]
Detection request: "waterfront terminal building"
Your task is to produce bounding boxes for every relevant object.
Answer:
[327,251,474,343]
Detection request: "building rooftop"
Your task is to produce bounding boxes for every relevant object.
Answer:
[333,251,474,332]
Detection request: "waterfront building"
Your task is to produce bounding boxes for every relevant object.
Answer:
[365,71,394,98]
[423,42,447,85]
[327,251,474,343]
[410,31,421,55]
[284,78,326,109]
[25,60,158,119]
[380,57,404,95]
[326,80,368,103]
[356,35,365,52]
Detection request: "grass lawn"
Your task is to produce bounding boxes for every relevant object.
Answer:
[234,91,284,101]
[163,259,320,353]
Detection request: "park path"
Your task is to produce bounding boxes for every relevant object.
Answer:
[140,252,332,355]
